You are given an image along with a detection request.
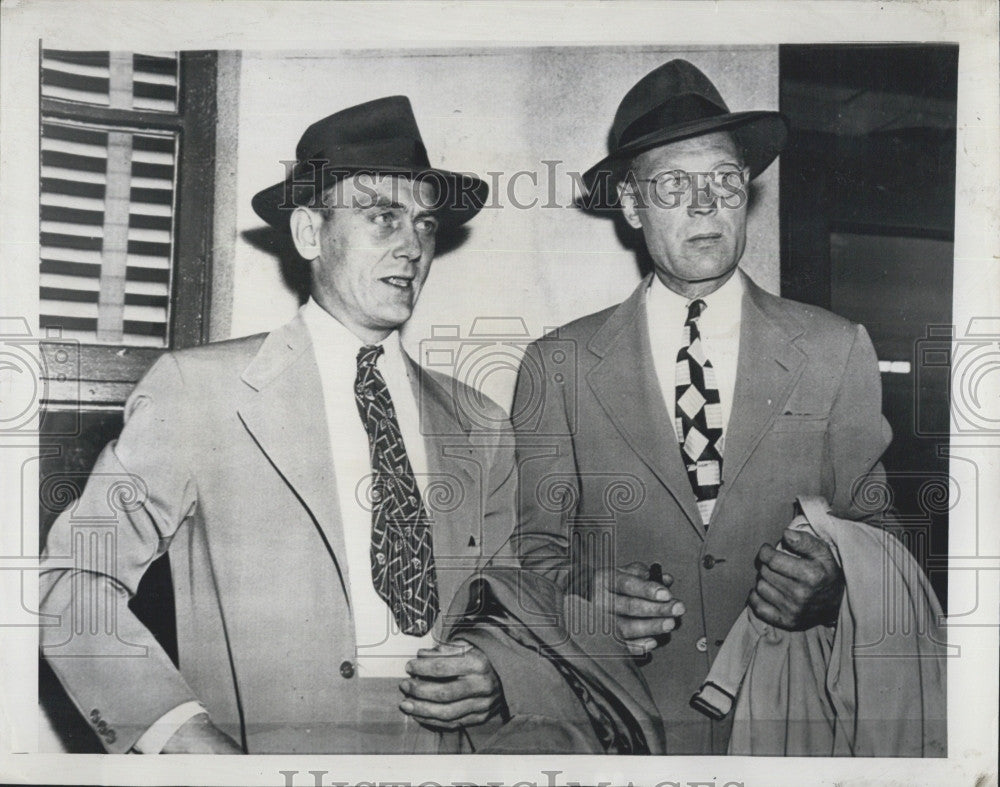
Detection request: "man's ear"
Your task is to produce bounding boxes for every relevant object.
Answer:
[289,206,323,260]
[617,181,643,230]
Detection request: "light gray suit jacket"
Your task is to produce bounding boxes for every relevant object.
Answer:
[40,313,516,753]
[511,271,893,754]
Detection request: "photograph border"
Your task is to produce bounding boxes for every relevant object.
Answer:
[2,2,998,785]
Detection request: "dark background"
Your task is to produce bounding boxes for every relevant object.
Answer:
[780,43,956,608]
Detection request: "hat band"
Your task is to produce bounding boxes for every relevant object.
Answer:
[293,138,431,181]
[617,94,729,149]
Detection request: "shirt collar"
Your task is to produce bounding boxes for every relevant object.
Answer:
[646,269,743,331]
[301,297,405,373]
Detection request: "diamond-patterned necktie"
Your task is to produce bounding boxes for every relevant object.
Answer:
[675,299,724,527]
[354,344,438,636]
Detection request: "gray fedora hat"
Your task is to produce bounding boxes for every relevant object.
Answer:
[252,95,489,231]
[583,59,789,206]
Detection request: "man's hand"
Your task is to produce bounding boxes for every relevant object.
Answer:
[161,713,242,754]
[595,561,686,655]
[750,528,844,631]
[399,642,504,730]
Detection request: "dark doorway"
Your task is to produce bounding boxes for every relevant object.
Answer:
[779,44,957,607]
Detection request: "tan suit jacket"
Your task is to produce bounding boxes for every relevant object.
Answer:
[511,271,893,754]
[40,313,516,753]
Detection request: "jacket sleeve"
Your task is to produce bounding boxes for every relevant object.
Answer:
[509,338,582,591]
[827,324,895,524]
[478,396,519,563]
[39,354,202,753]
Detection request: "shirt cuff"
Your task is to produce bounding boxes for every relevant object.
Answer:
[132,701,207,753]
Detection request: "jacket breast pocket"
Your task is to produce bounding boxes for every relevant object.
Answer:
[770,414,829,433]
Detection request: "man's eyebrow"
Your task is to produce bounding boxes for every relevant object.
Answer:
[647,157,743,174]
[354,196,404,211]
[352,194,437,220]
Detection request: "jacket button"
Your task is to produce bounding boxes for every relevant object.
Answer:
[702,554,716,569]
[339,660,355,679]
[696,636,708,652]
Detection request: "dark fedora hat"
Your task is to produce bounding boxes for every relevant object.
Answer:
[583,59,789,206]
[252,95,489,231]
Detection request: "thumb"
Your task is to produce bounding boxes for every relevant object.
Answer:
[418,641,467,658]
[621,562,650,578]
[782,528,827,559]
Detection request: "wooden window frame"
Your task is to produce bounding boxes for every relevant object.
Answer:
[40,50,219,408]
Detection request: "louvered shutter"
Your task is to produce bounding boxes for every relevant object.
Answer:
[40,51,180,348]
[42,50,179,112]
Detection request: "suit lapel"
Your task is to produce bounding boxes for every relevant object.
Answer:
[587,278,706,537]
[403,353,481,608]
[236,315,351,603]
[713,274,806,518]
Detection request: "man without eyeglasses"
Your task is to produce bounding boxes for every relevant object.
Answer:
[512,60,894,753]
[40,96,515,753]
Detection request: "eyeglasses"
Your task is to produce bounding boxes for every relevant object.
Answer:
[631,165,749,209]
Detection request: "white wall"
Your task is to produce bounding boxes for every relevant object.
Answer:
[225,46,780,408]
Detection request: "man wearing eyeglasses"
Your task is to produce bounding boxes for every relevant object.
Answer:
[511,60,894,753]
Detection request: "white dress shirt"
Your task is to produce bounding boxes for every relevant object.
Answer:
[646,271,743,452]
[131,700,207,753]
[134,300,435,751]
[302,298,436,677]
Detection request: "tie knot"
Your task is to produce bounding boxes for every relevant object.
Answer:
[686,299,707,322]
[357,344,385,370]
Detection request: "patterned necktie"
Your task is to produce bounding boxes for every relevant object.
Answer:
[354,344,439,635]
[675,299,724,527]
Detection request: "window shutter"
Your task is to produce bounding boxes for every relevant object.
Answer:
[42,50,178,112]
[40,50,180,348]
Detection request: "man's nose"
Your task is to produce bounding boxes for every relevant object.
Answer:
[394,221,423,261]
[686,182,719,216]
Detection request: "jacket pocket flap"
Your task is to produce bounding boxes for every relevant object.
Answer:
[771,413,828,432]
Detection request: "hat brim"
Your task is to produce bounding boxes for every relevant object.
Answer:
[251,165,490,232]
[582,110,789,210]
